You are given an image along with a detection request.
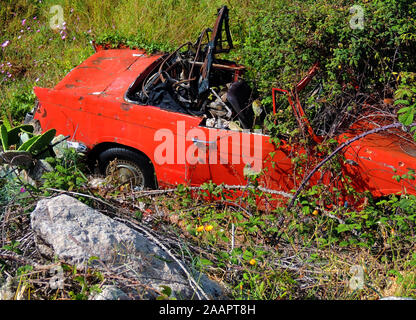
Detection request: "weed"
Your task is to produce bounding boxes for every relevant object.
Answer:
[41,147,89,203]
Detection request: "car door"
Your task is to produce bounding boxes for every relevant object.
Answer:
[191,126,295,194]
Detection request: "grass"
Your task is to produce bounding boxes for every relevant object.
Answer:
[0,0,293,121]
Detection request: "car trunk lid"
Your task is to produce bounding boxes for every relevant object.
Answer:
[53,49,159,96]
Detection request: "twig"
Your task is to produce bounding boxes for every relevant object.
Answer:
[128,184,293,198]
[0,251,41,268]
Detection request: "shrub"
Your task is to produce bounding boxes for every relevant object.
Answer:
[236,0,416,134]
[42,147,88,193]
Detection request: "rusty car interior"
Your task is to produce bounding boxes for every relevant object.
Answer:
[125,6,258,131]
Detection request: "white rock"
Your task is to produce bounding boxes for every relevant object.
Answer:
[30,195,224,299]
[88,177,106,189]
[51,135,69,158]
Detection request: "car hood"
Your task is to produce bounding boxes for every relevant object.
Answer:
[53,49,163,96]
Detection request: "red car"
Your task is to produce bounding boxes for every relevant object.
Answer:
[29,6,416,209]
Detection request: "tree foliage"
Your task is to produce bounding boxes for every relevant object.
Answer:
[234,0,416,134]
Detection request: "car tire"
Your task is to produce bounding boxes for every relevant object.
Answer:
[98,147,156,190]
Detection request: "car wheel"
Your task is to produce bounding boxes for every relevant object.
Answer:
[98,147,156,190]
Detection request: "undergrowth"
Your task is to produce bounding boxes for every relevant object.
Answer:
[1,147,415,299]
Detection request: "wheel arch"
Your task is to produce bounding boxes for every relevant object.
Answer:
[87,142,158,187]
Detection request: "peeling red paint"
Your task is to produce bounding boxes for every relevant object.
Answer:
[120,103,131,111]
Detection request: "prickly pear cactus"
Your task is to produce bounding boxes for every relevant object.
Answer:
[0,124,8,151]
[26,128,56,156]
[0,150,33,167]
[7,124,34,146]
[0,121,57,174]
[18,135,40,152]
[2,116,12,131]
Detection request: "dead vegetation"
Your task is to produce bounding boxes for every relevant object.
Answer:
[1,175,415,300]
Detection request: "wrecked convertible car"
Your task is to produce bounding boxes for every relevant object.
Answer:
[28,6,416,209]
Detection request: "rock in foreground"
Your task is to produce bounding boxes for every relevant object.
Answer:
[30,194,224,299]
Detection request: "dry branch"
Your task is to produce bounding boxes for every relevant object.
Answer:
[288,122,405,209]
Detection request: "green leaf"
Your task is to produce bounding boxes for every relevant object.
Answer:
[18,135,40,151]
[27,128,56,155]
[7,124,34,146]
[88,256,100,265]
[159,285,172,297]
[394,99,410,106]
[242,250,253,261]
[398,107,414,126]
[397,106,410,113]
[2,116,12,130]
[199,258,213,266]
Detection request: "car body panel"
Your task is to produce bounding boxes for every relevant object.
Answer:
[342,131,416,197]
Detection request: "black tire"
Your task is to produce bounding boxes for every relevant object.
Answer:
[98,147,156,189]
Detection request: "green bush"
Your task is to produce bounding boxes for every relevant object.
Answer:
[42,148,88,193]
[236,0,416,134]
[1,87,36,123]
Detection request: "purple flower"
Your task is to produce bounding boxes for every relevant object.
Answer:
[61,35,66,40]
[20,187,26,193]
[1,40,10,48]
[36,29,40,33]
[35,78,40,82]
[33,16,37,20]
[17,35,22,40]
[22,19,26,26]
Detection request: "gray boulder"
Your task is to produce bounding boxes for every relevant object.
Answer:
[30,194,224,300]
